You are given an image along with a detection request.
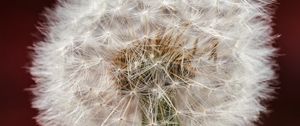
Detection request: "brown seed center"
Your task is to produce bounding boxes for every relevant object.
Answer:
[111,32,197,94]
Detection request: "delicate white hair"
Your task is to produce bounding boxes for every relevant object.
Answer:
[30,0,277,126]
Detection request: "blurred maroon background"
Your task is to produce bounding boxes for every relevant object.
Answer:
[0,0,299,126]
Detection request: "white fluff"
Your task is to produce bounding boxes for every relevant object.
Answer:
[30,0,277,126]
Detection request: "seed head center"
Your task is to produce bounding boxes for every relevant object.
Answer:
[111,33,197,94]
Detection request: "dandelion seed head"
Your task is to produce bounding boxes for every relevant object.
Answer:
[30,0,277,126]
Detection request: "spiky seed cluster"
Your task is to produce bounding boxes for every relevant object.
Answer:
[110,29,221,125]
[111,31,196,93]
[111,30,209,125]
[30,0,277,126]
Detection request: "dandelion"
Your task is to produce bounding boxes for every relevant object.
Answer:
[30,0,277,126]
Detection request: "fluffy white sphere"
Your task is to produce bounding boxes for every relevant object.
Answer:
[30,0,277,126]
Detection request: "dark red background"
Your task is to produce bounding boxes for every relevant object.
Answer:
[0,0,299,126]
